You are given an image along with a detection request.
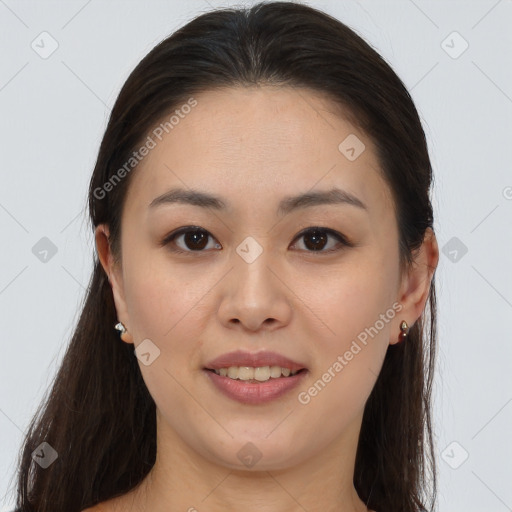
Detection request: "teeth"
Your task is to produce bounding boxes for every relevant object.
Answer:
[212,366,300,381]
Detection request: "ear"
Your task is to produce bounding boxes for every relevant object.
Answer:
[390,227,439,345]
[95,224,134,345]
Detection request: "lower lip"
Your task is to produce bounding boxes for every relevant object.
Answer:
[203,369,308,405]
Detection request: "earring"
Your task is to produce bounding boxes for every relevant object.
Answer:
[114,322,127,335]
[398,320,409,342]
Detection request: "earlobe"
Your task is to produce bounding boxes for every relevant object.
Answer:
[114,321,134,344]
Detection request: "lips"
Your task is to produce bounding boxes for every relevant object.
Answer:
[204,368,308,404]
[204,350,307,373]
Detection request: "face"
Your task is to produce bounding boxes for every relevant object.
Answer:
[98,86,415,471]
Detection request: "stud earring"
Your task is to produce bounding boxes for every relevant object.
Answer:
[398,320,409,342]
[114,322,127,335]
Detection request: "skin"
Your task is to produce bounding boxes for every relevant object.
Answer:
[92,85,439,512]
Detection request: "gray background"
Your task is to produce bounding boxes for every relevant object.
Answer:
[1,0,511,510]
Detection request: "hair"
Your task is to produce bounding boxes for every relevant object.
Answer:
[10,2,438,511]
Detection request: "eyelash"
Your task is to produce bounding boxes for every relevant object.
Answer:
[160,225,353,256]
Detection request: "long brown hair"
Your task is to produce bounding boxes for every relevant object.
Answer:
[10,2,437,511]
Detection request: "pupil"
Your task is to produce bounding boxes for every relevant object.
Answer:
[185,230,208,250]
[183,229,328,251]
[304,230,326,251]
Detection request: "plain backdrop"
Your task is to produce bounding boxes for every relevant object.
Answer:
[1,1,511,510]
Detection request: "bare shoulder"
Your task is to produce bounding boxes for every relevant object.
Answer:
[81,503,110,512]
[81,495,126,512]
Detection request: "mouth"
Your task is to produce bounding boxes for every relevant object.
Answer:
[203,350,309,404]
[204,349,307,374]
[204,366,307,382]
[203,366,308,404]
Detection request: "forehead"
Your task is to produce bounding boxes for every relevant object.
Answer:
[124,86,394,220]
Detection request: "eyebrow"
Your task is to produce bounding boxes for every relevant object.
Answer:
[148,186,367,215]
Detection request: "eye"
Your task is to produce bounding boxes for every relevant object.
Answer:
[290,227,352,253]
[161,226,221,254]
[161,225,352,255]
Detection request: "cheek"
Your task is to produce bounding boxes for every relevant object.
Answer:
[293,260,397,434]
[121,252,211,415]
[121,247,210,356]
[299,248,399,367]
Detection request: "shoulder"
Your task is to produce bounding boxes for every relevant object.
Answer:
[81,489,136,512]
[81,505,108,512]
[82,496,123,512]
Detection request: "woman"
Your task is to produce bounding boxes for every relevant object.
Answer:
[11,2,439,511]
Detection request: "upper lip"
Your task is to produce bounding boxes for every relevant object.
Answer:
[204,350,307,373]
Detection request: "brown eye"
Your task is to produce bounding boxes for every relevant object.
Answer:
[162,225,351,255]
[162,226,221,253]
[181,230,209,250]
[291,227,351,253]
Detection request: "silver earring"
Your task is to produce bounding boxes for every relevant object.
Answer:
[114,322,127,335]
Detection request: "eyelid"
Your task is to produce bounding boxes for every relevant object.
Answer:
[160,225,199,245]
[292,226,352,249]
[161,225,353,254]
[160,225,218,250]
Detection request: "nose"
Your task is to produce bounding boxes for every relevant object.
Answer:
[217,243,294,333]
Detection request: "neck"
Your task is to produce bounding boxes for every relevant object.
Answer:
[114,409,371,512]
